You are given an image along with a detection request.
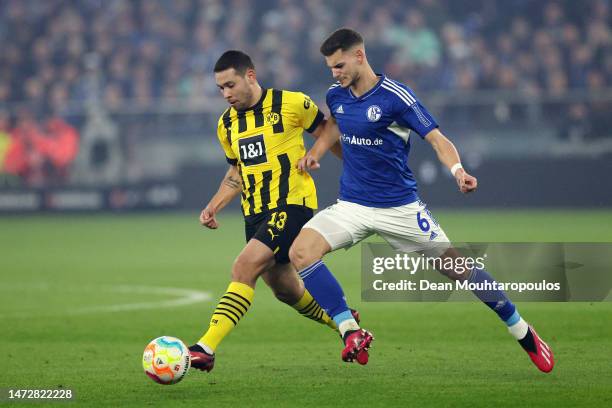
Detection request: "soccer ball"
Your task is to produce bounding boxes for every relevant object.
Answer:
[142,336,191,385]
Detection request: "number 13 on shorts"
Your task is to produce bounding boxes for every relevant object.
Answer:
[268,211,287,231]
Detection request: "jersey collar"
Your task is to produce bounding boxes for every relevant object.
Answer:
[348,74,386,100]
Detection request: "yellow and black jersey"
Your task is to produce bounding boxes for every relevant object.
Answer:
[217,88,324,216]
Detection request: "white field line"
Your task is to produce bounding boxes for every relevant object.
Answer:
[70,285,212,314]
[0,284,212,318]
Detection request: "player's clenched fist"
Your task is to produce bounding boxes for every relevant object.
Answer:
[200,206,219,229]
[454,168,478,194]
[297,154,321,172]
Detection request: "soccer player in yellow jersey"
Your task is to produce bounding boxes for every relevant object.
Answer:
[188,50,364,371]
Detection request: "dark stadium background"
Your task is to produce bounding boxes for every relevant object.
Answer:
[0,0,610,209]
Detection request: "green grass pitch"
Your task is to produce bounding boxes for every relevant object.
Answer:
[1,210,612,407]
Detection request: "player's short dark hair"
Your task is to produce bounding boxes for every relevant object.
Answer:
[214,50,255,75]
[320,28,364,56]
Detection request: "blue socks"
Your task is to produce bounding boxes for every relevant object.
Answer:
[299,260,360,339]
[298,260,350,319]
[298,260,360,337]
[468,267,518,325]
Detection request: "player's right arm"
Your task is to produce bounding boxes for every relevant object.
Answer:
[200,164,242,229]
[201,113,242,229]
[311,116,343,160]
[298,116,341,171]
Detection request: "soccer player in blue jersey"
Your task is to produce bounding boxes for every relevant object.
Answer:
[289,28,555,372]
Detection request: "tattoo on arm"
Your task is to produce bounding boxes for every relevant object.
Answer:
[223,175,242,190]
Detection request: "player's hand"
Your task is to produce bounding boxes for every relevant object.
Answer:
[297,153,321,172]
[455,168,477,194]
[200,206,219,229]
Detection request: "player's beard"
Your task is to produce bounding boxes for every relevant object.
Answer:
[346,71,360,89]
[232,88,253,111]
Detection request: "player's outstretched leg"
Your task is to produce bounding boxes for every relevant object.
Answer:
[290,230,374,365]
[190,280,254,372]
[298,260,373,364]
[434,248,554,373]
[190,240,269,372]
[467,267,555,373]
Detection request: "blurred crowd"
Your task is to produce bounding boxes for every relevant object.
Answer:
[0,0,611,184]
[1,0,610,109]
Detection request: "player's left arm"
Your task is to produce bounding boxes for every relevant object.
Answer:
[424,128,477,194]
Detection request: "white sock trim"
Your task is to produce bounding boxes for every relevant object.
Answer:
[197,342,214,355]
[508,318,529,340]
[338,319,360,338]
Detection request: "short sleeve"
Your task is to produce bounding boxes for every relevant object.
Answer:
[291,92,324,133]
[217,114,238,165]
[396,99,439,139]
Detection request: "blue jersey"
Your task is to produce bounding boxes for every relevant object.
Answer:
[326,75,439,207]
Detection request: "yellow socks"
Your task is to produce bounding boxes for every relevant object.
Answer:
[199,281,255,352]
[292,289,337,330]
[199,284,337,353]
